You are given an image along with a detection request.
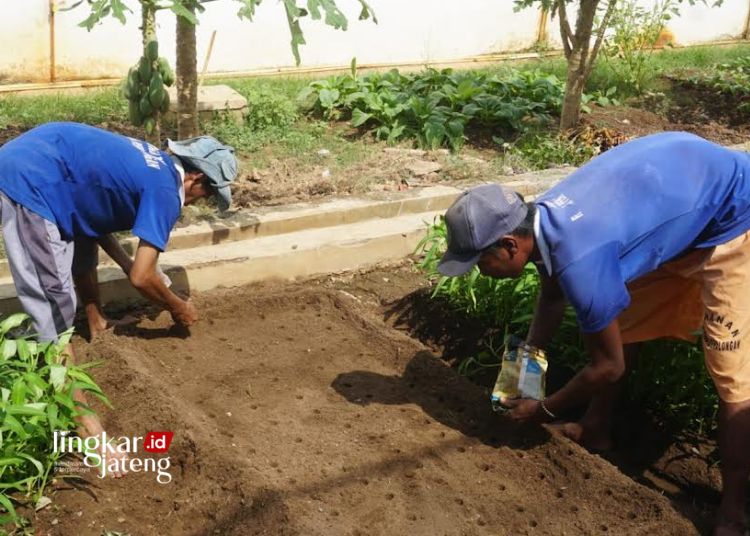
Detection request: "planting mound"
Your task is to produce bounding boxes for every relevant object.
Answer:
[36,285,696,535]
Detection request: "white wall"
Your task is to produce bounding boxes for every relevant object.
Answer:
[669,0,748,44]
[0,0,747,84]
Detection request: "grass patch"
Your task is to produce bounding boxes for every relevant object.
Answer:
[0,89,126,130]
[505,43,750,98]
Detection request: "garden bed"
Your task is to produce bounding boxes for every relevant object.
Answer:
[28,263,709,535]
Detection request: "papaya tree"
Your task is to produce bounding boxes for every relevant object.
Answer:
[67,0,188,143]
[68,0,377,140]
[514,0,719,131]
[123,37,174,144]
[174,0,378,138]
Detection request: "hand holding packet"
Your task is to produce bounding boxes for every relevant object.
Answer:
[491,335,548,412]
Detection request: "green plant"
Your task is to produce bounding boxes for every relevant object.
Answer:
[688,55,750,115]
[415,217,582,366]
[301,67,606,151]
[509,133,598,169]
[244,89,300,131]
[631,340,718,434]
[0,314,108,528]
[601,0,678,95]
[415,218,720,433]
[514,0,720,130]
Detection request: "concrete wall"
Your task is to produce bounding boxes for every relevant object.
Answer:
[1,0,748,84]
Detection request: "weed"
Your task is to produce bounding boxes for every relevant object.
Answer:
[243,89,299,131]
[508,133,598,169]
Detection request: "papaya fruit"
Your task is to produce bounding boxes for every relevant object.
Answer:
[157,57,174,87]
[129,101,144,127]
[145,40,159,62]
[144,117,156,135]
[148,72,165,108]
[138,55,152,82]
[127,66,140,90]
[160,91,171,114]
[139,95,154,117]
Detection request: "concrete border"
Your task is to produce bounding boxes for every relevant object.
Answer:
[0,168,570,312]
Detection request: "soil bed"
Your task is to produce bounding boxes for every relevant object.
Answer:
[32,263,702,535]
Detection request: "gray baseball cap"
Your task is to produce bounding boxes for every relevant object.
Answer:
[437,184,528,276]
[167,136,238,211]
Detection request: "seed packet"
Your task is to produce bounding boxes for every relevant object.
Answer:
[491,336,547,411]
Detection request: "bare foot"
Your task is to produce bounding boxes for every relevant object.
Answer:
[99,446,129,479]
[89,314,138,340]
[78,419,129,478]
[548,421,614,452]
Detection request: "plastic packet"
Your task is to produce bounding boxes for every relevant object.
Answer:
[491,335,548,412]
[156,264,172,288]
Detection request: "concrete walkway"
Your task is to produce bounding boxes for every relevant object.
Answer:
[0,168,571,313]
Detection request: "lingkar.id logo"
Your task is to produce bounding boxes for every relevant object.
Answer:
[53,430,174,483]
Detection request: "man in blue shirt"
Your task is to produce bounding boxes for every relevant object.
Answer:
[438,132,750,536]
[0,122,238,475]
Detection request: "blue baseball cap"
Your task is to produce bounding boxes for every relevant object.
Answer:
[437,184,528,276]
[167,136,238,211]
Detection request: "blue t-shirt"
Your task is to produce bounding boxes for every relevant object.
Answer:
[0,122,181,251]
[536,132,750,333]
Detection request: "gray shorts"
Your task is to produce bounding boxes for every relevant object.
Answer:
[0,194,98,342]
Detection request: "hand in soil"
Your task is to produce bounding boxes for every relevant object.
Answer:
[504,398,547,424]
[171,299,198,327]
[77,418,129,478]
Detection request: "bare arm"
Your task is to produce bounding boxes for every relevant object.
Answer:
[506,319,625,422]
[97,234,134,275]
[543,320,625,416]
[526,269,567,350]
[130,240,197,326]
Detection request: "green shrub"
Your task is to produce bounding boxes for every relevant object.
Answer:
[600,0,679,95]
[244,89,299,131]
[301,68,566,151]
[416,218,719,433]
[0,314,108,528]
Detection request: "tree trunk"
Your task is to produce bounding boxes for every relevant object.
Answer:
[141,0,160,145]
[176,2,199,139]
[560,48,587,131]
[557,0,601,132]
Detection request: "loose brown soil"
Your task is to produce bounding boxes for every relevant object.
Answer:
[28,264,710,535]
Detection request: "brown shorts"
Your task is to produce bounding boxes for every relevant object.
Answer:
[619,230,750,403]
